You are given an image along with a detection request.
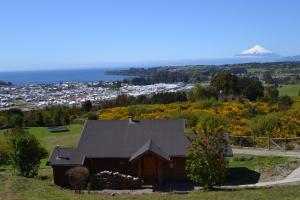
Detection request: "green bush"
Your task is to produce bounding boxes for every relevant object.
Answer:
[278,95,293,110]
[87,112,98,120]
[66,166,90,193]
[198,99,220,108]
[0,140,10,165]
[126,105,149,118]
[285,143,295,150]
[186,115,227,189]
[8,129,48,177]
[250,112,283,137]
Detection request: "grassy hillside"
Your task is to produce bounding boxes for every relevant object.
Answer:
[1,123,300,199]
[0,154,300,200]
[1,169,300,200]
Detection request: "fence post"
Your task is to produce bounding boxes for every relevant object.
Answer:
[253,134,256,149]
[284,137,287,151]
[240,137,242,148]
[268,136,271,150]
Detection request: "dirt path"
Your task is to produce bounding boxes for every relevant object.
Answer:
[213,148,300,189]
[1,175,13,200]
[233,148,300,158]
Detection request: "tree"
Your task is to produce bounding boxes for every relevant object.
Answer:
[192,84,205,100]
[10,115,24,128]
[186,116,227,189]
[238,77,264,101]
[81,100,93,112]
[264,86,279,103]
[262,71,274,84]
[210,72,239,95]
[53,110,62,126]
[8,129,48,177]
[66,166,90,193]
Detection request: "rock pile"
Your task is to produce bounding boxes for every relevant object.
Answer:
[92,171,141,190]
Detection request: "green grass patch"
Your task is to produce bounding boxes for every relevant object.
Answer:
[246,68,269,73]
[278,84,300,97]
[0,124,83,153]
[228,154,299,172]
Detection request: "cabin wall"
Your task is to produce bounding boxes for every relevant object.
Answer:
[85,157,188,181]
[52,166,73,187]
[52,157,188,187]
[163,157,188,180]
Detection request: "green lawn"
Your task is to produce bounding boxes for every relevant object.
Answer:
[278,84,300,97]
[1,171,300,200]
[246,68,269,73]
[228,155,298,171]
[0,124,83,153]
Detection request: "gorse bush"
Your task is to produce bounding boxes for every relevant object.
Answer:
[250,113,283,137]
[100,100,300,138]
[249,111,300,138]
[278,95,293,110]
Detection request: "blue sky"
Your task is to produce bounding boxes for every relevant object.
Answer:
[0,0,300,71]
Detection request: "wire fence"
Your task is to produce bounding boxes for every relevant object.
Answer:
[229,135,300,151]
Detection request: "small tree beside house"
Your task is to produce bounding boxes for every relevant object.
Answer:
[66,166,90,193]
[186,116,228,189]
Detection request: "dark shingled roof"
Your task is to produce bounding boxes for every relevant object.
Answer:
[47,119,233,166]
[129,139,170,162]
[47,119,189,166]
[46,147,84,166]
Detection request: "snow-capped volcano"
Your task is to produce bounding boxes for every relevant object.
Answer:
[238,45,273,56]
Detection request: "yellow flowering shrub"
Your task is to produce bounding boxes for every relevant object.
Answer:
[99,100,300,138]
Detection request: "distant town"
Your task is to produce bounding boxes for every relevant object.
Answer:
[1,61,300,111]
[0,81,193,110]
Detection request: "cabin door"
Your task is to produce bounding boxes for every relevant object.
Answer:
[142,156,157,182]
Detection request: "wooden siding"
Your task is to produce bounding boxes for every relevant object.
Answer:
[52,156,188,187]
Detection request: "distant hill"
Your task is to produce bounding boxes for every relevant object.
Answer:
[279,55,300,62]
[0,80,12,86]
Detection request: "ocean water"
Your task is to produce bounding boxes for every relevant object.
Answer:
[0,68,129,85]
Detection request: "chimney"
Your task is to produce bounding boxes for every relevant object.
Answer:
[129,117,135,124]
[56,145,60,158]
[129,117,139,124]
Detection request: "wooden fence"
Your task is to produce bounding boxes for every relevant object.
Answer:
[229,135,300,151]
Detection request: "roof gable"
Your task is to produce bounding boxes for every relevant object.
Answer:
[129,139,170,162]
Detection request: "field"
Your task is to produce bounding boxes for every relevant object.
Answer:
[1,124,300,199]
[278,84,300,97]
